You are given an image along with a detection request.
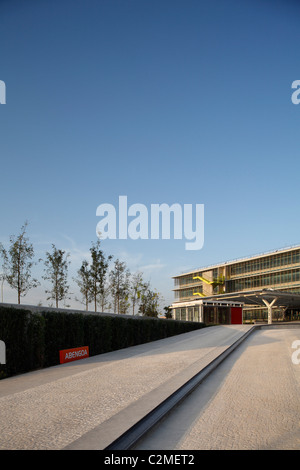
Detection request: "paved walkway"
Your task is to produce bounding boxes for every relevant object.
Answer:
[0,324,252,450]
[135,326,300,450]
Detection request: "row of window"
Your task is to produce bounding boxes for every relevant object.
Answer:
[175,286,203,299]
[176,274,300,300]
[227,269,300,292]
[175,306,300,322]
[174,272,223,288]
[243,308,300,321]
[174,306,231,323]
[174,273,204,288]
[174,250,300,287]
[230,250,300,276]
[174,307,200,322]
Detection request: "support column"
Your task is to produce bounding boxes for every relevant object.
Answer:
[280,306,288,322]
[214,306,217,324]
[262,297,277,324]
[199,304,203,323]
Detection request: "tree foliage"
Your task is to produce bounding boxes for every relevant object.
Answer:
[43,244,71,308]
[0,222,39,304]
[0,224,164,317]
[130,271,144,316]
[74,259,92,311]
[138,282,162,317]
[164,305,173,319]
[109,259,131,314]
[89,240,112,312]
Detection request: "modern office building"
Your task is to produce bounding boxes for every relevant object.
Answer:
[171,245,300,324]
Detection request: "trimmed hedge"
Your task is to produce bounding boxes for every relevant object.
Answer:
[0,307,45,379]
[0,305,206,379]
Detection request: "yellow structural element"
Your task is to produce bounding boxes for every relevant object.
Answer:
[192,275,225,297]
[193,275,225,287]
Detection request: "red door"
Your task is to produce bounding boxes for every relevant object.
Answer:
[231,307,243,324]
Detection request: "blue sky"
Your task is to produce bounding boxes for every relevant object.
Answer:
[1,0,300,308]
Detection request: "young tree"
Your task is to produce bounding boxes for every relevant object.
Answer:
[43,244,71,308]
[163,305,173,319]
[74,259,92,311]
[109,259,131,314]
[137,281,150,316]
[89,240,112,312]
[130,271,144,316]
[0,221,39,304]
[98,281,111,313]
[139,283,162,317]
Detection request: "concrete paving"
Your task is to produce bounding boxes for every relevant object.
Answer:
[134,326,300,450]
[0,324,252,450]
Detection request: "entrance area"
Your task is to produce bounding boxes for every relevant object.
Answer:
[203,305,230,324]
[172,300,243,325]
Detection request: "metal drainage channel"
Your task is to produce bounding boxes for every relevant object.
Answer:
[104,325,258,450]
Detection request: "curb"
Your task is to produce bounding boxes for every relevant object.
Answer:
[105,325,257,450]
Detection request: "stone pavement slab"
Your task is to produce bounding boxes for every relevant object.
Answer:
[134,326,300,450]
[0,325,253,450]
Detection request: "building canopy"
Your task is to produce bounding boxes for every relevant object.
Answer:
[203,288,300,323]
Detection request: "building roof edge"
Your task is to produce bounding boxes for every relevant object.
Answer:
[172,244,300,278]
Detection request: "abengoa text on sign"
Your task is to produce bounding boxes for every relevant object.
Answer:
[59,346,89,364]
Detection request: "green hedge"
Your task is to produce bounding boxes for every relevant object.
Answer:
[0,306,206,379]
[0,307,45,379]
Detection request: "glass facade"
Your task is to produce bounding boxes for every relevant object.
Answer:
[174,272,203,288]
[227,268,300,293]
[173,247,300,302]
[174,285,203,300]
[229,249,300,277]
[173,304,232,324]
[174,305,200,322]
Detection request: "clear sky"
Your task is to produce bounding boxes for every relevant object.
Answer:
[1,0,300,309]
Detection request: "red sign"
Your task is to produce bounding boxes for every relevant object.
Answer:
[59,346,89,364]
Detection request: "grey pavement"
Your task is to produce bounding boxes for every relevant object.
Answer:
[0,324,252,450]
[135,326,300,450]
